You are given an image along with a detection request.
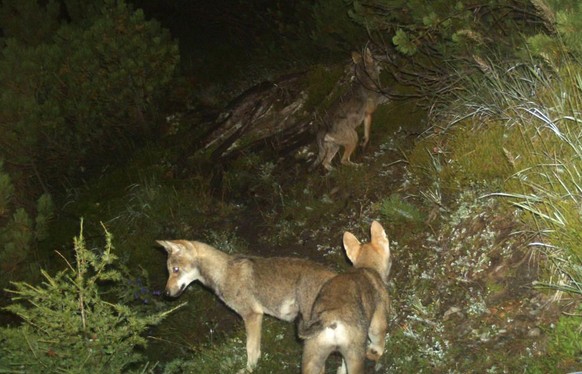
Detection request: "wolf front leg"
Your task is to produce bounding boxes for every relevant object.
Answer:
[361,96,378,148]
[361,111,372,148]
[366,306,388,362]
[242,312,263,372]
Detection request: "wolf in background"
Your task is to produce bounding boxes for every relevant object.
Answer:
[157,240,336,372]
[299,221,391,374]
[311,47,384,171]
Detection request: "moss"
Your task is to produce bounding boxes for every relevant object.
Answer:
[406,135,446,187]
[444,121,513,188]
[408,120,514,194]
[375,99,427,137]
[546,309,582,370]
[485,278,506,296]
[527,307,582,372]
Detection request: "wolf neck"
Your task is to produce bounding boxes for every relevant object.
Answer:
[354,62,378,91]
[355,266,383,285]
[196,244,231,293]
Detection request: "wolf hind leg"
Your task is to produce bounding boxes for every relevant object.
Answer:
[302,337,333,374]
[340,141,358,166]
[336,359,347,374]
[340,128,359,166]
[341,346,366,374]
[321,141,340,171]
[310,131,327,171]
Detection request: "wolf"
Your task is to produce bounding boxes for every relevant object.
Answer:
[156,240,336,372]
[299,221,391,374]
[311,47,383,171]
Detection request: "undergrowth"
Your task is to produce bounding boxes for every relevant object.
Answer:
[0,221,183,373]
[13,40,581,374]
[407,47,582,370]
[162,319,303,374]
[456,59,582,298]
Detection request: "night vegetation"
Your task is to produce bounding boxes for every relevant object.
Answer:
[0,221,183,372]
[1,0,581,372]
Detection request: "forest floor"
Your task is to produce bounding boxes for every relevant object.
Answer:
[137,98,579,373]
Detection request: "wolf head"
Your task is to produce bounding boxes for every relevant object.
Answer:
[343,221,392,284]
[156,240,202,297]
[351,47,381,90]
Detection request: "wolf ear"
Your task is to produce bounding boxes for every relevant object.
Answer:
[370,221,389,253]
[156,240,181,255]
[364,47,373,62]
[343,231,362,264]
[352,51,362,64]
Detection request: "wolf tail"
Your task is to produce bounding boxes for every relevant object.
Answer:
[298,316,324,340]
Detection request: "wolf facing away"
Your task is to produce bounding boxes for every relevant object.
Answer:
[299,221,391,374]
[156,240,336,372]
[311,47,383,171]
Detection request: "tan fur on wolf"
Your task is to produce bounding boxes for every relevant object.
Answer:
[299,221,391,374]
[157,240,336,372]
[311,47,383,171]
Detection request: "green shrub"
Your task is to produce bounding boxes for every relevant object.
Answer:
[310,0,367,54]
[0,161,14,217]
[0,160,54,285]
[303,63,345,114]
[0,221,183,373]
[0,0,179,191]
[432,21,582,298]
[379,193,425,227]
[0,0,60,45]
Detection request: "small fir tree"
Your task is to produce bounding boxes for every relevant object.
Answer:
[0,221,184,373]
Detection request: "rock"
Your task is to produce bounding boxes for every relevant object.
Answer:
[528,327,541,337]
[443,306,462,320]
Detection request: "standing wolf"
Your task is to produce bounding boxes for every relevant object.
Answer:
[157,240,336,372]
[299,221,391,374]
[311,47,383,171]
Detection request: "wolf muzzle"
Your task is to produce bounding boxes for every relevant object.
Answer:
[164,283,186,298]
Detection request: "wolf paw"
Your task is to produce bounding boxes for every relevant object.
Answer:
[341,160,361,167]
[323,163,334,171]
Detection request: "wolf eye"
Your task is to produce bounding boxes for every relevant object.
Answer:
[172,267,179,273]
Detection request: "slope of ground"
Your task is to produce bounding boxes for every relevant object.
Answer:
[135,96,578,372]
[31,57,578,371]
